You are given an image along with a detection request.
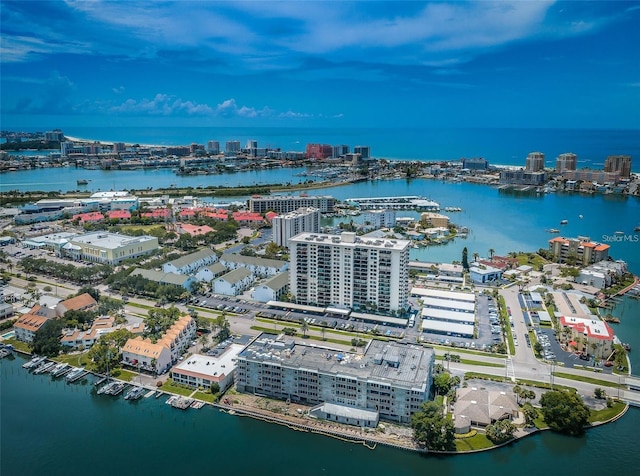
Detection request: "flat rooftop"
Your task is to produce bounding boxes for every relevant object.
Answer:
[172,344,244,379]
[71,232,157,249]
[421,307,476,324]
[421,320,475,337]
[290,232,410,251]
[552,291,591,319]
[239,334,434,390]
[422,297,475,313]
[411,288,476,303]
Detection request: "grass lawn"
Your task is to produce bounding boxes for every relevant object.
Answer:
[435,355,504,368]
[3,338,31,354]
[160,380,195,397]
[54,352,94,369]
[111,369,138,382]
[194,391,217,403]
[455,433,494,451]
[430,345,507,359]
[120,224,165,233]
[552,371,625,388]
[589,401,626,423]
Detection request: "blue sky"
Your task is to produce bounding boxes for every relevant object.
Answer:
[1,1,639,129]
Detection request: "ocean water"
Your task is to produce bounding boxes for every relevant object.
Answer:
[7,126,640,168]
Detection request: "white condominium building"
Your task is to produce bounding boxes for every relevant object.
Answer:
[289,232,410,312]
[248,195,336,214]
[272,207,321,247]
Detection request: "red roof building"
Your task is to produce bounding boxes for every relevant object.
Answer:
[176,223,215,236]
[232,211,264,225]
[142,208,171,220]
[73,212,104,224]
[107,210,131,220]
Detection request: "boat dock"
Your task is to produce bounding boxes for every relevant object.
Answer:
[166,395,193,410]
[65,368,88,383]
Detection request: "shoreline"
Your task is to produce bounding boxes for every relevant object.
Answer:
[6,348,630,456]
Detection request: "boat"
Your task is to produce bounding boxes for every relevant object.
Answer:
[22,356,46,369]
[190,400,205,409]
[109,382,127,396]
[560,219,568,225]
[51,363,71,378]
[634,225,640,232]
[77,179,89,185]
[97,381,117,395]
[124,386,146,401]
[65,367,87,383]
[622,343,632,352]
[34,361,55,374]
[614,231,624,235]
[548,228,560,233]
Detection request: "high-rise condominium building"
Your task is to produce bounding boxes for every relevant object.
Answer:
[272,207,321,247]
[555,153,577,173]
[604,155,632,178]
[525,152,545,172]
[289,232,411,312]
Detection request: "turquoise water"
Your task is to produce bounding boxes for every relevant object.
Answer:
[1,355,638,476]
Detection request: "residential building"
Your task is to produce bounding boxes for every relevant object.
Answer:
[525,152,545,172]
[14,313,51,342]
[454,387,519,428]
[235,334,435,425]
[604,155,632,178]
[272,207,321,247]
[122,338,172,374]
[195,262,228,283]
[220,254,288,278]
[499,169,546,185]
[252,271,290,303]
[61,316,145,350]
[289,232,411,312]
[0,302,15,319]
[332,144,350,158]
[555,153,577,173]
[206,141,220,154]
[55,293,98,317]
[461,157,489,171]
[62,232,159,264]
[171,344,244,391]
[362,209,396,229]
[469,263,504,284]
[122,315,196,373]
[175,223,215,237]
[305,143,333,160]
[248,195,337,214]
[562,169,621,183]
[162,248,218,275]
[419,212,449,229]
[213,268,255,296]
[559,315,614,359]
[548,236,610,265]
[225,140,241,155]
[354,145,371,159]
[130,268,196,290]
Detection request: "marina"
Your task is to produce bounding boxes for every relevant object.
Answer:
[64,367,88,383]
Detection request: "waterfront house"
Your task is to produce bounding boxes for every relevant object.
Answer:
[558,315,614,359]
[122,338,172,374]
[469,263,504,284]
[170,344,244,391]
[14,313,50,342]
[454,387,519,427]
[61,317,145,350]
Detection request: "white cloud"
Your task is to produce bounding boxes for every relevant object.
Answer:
[110,94,214,116]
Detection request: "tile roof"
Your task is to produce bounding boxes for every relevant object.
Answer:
[15,313,50,332]
[58,293,98,312]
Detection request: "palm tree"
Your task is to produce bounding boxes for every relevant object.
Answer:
[472,252,480,263]
[489,248,495,259]
[300,319,309,338]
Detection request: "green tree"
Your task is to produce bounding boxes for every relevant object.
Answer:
[539,390,590,436]
[485,419,516,444]
[215,315,231,343]
[521,402,538,427]
[462,247,469,271]
[300,319,309,338]
[32,319,64,357]
[77,286,100,302]
[410,401,456,451]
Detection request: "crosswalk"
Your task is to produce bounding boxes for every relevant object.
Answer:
[505,357,516,381]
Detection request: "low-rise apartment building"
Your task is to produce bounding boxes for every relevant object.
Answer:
[235,334,435,425]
